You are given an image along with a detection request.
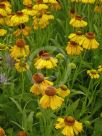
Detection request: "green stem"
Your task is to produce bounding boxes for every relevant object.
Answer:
[21,72,24,98]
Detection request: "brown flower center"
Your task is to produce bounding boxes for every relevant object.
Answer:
[96,3,100,6]
[36,0,43,4]
[25,5,33,9]
[18,24,25,29]
[39,50,47,56]
[8,13,15,16]
[75,15,81,20]
[41,53,50,60]
[17,131,27,136]
[70,9,75,14]
[86,32,95,39]
[16,11,24,16]
[0,128,5,136]
[16,39,25,48]
[19,62,26,67]
[64,116,75,126]
[91,71,97,75]
[60,85,67,91]
[45,86,56,96]
[38,9,47,16]
[76,31,83,35]
[0,14,3,18]
[70,41,78,46]
[32,73,44,83]
[0,4,5,8]
[39,50,50,60]
[56,0,60,3]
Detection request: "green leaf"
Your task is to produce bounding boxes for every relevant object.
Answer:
[11,120,23,129]
[6,128,13,136]
[22,110,27,130]
[94,24,99,34]
[9,97,22,113]
[66,99,80,114]
[93,118,102,136]
[91,98,102,116]
[71,89,86,96]
[27,111,34,133]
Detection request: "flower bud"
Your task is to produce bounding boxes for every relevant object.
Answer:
[56,53,64,59]
[68,63,76,69]
[36,112,42,119]
[17,131,27,136]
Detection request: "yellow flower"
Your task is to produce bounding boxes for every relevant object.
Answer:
[33,14,54,29]
[33,17,39,30]
[66,41,83,55]
[0,3,11,16]
[39,14,54,28]
[0,29,7,36]
[34,51,58,69]
[5,13,14,26]
[57,85,70,98]
[81,0,95,4]
[10,39,30,60]
[13,24,31,37]
[30,73,53,95]
[33,4,54,29]
[0,43,8,51]
[30,84,42,95]
[69,15,87,28]
[97,65,102,72]
[22,5,37,16]
[51,1,61,10]
[15,59,29,73]
[0,14,5,25]
[43,0,61,10]
[43,0,57,3]
[0,0,12,8]
[33,4,48,12]
[71,0,81,2]
[0,127,6,136]
[68,31,84,44]
[87,69,100,79]
[55,116,83,136]
[79,32,99,49]
[11,11,29,26]
[22,0,32,5]
[39,86,64,110]
[0,4,7,16]
[94,3,102,13]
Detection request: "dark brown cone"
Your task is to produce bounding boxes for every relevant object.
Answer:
[16,39,25,48]
[0,128,5,136]
[17,131,27,136]
[45,86,56,96]
[64,116,75,126]
[32,73,44,83]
